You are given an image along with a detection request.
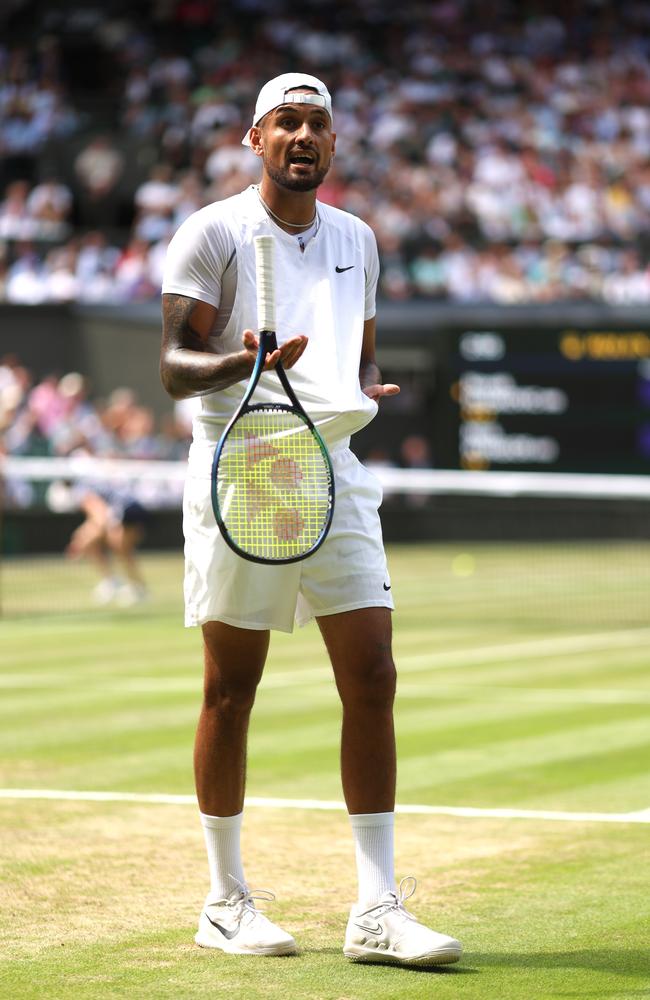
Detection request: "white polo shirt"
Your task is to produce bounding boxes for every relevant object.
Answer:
[162,184,379,447]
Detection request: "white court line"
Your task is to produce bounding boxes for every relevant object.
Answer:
[0,788,648,824]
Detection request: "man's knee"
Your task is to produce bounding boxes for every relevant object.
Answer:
[338,653,397,709]
[202,669,260,716]
[201,622,268,714]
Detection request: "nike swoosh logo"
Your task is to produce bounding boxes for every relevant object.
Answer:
[354,920,383,935]
[205,912,240,940]
[335,265,355,273]
[383,583,391,591]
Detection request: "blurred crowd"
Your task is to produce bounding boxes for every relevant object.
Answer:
[0,352,193,508]
[2,0,650,305]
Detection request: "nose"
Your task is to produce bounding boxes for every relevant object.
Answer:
[295,120,317,143]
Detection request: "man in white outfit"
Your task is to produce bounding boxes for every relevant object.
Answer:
[160,72,462,967]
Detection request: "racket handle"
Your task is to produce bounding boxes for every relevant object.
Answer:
[254,235,276,333]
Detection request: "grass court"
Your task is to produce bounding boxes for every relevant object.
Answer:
[1,542,649,999]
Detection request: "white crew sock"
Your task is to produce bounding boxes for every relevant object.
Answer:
[349,811,396,908]
[199,811,246,900]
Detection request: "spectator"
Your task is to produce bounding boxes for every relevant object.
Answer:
[47,371,107,456]
[0,179,36,240]
[1,357,193,513]
[73,134,125,227]
[74,230,120,302]
[113,237,157,301]
[43,243,79,302]
[2,2,650,305]
[5,241,47,303]
[133,164,178,241]
[26,177,72,240]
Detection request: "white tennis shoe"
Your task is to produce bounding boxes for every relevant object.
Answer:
[195,884,297,956]
[115,582,149,607]
[92,576,120,605]
[344,877,462,966]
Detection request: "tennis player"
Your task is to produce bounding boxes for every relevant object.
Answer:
[65,485,149,606]
[160,72,462,967]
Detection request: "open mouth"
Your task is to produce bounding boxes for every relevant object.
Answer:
[289,152,316,166]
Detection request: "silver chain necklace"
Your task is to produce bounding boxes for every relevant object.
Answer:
[256,187,317,229]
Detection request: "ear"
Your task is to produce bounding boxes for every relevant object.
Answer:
[331,131,337,157]
[249,125,264,157]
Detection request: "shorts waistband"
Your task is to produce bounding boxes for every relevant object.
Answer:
[187,424,351,475]
[191,419,350,454]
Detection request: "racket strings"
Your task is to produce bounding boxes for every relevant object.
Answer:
[216,408,333,560]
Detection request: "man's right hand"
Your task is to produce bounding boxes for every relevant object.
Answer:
[242,329,308,371]
[160,293,309,399]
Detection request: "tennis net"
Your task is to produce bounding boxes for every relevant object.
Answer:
[1,455,649,624]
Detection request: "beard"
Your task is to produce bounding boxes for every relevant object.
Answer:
[264,157,330,192]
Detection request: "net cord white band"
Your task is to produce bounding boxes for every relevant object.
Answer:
[254,235,276,333]
[3,456,650,499]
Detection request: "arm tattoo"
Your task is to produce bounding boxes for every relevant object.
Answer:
[163,294,206,352]
[160,294,251,400]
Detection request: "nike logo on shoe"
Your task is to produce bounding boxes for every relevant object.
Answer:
[354,920,383,935]
[205,911,240,940]
[383,583,391,591]
[335,265,355,272]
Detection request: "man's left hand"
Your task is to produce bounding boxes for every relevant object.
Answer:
[362,383,400,401]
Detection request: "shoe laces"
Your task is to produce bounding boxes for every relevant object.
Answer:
[396,875,417,905]
[361,876,418,921]
[221,879,276,921]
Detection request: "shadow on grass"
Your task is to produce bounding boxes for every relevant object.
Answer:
[470,948,649,979]
[298,946,649,984]
[298,946,476,975]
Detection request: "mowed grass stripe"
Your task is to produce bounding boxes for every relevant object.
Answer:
[2,637,647,697]
[2,547,648,810]
[397,590,648,626]
[410,743,650,811]
[0,702,198,754]
[397,649,650,692]
[4,663,647,725]
[3,745,196,794]
[2,659,641,762]
[254,687,650,805]
[2,640,648,812]
[398,680,650,703]
[407,729,649,807]
[558,773,650,813]
[398,712,650,782]
[2,633,198,670]
[6,695,645,802]
[396,699,650,748]
[395,627,650,670]
[2,545,650,1000]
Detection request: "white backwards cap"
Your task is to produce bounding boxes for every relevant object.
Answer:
[242,72,333,147]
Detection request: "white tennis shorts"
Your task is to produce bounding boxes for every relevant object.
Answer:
[183,441,394,632]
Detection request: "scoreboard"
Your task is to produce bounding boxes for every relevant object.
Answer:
[443,328,650,474]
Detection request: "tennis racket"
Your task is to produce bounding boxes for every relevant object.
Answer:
[211,234,335,564]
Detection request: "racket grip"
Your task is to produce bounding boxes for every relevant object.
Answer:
[254,235,276,333]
